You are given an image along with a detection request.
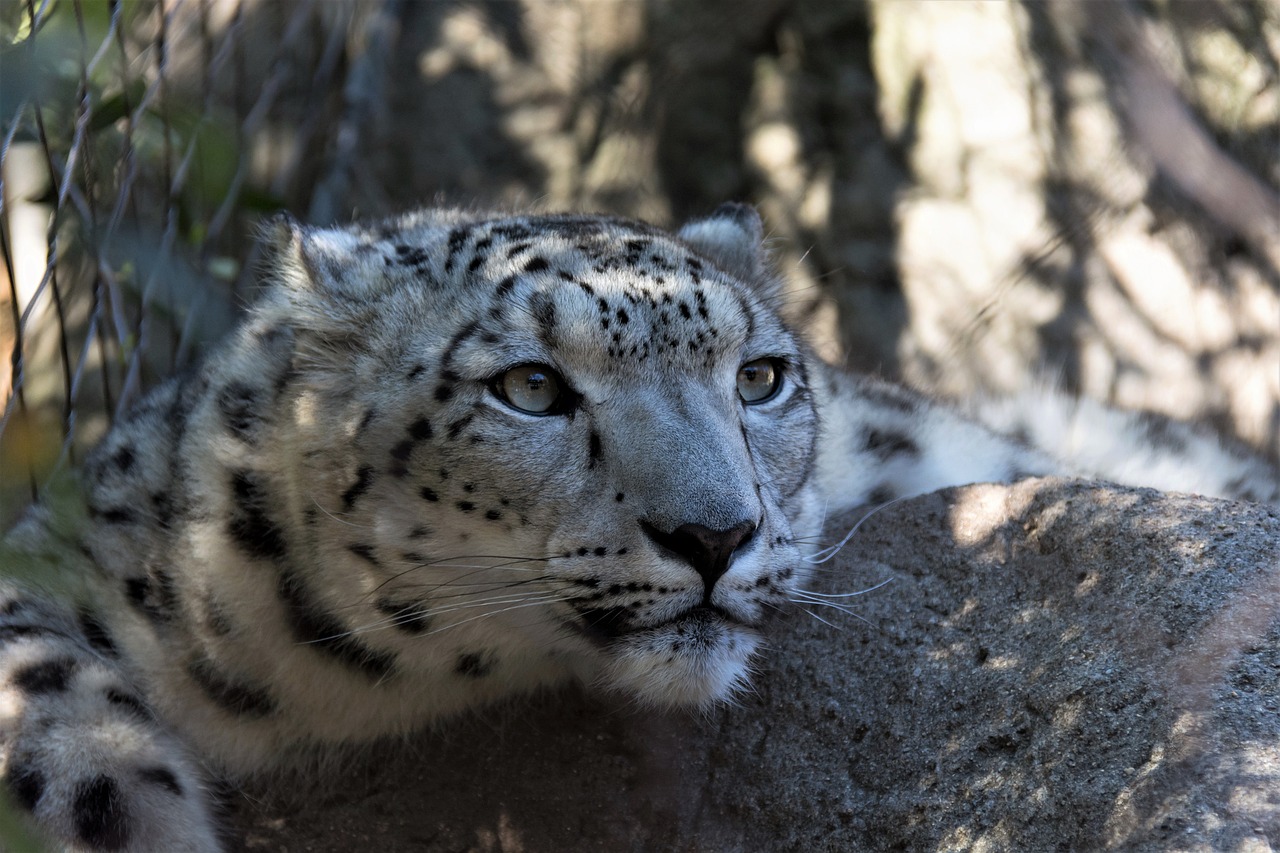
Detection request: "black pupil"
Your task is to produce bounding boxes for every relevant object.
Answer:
[526,372,547,391]
[745,364,770,386]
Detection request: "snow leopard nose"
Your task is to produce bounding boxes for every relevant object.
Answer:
[640,519,757,591]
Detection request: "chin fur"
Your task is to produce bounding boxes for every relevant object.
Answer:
[598,615,760,708]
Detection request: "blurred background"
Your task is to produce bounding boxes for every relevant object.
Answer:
[2,0,1277,523]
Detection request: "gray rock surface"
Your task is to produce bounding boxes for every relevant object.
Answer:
[229,479,1280,852]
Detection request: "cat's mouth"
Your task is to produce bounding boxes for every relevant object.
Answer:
[569,603,745,646]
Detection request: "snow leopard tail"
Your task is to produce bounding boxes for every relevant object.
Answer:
[965,389,1280,507]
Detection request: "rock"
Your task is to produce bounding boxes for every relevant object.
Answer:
[229,478,1280,851]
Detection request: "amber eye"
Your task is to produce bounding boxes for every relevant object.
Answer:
[737,358,782,404]
[497,364,567,414]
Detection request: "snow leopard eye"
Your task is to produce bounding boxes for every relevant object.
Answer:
[737,358,783,404]
[495,363,569,415]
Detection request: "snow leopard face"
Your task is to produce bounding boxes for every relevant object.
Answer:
[249,204,823,707]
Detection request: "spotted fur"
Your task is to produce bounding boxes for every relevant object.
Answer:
[2,204,1275,851]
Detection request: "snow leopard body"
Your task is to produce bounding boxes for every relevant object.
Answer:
[1,204,1275,851]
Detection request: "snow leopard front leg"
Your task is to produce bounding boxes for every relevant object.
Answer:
[0,582,220,853]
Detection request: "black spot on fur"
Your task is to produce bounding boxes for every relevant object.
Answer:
[457,501,475,512]
[420,486,439,502]
[14,657,75,694]
[5,761,44,812]
[398,244,431,268]
[447,415,473,440]
[347,543,381,566]
[435,384,454,402]
[150,491,175,529]
[408,417,433,441]
[615,492,625,502]
[105,688,155,721]
[588,431,603,468]
[89,506,137,525]
[532,293,557,337]
[0,624,55,644]
[495,274,519,299]
[217,382,260,441]
[864,429,919,459]
[455,651,495,678]
[524,256,549,274]
[277,572,396,680]
[74,775,129,850]
[443,228,469,273]
[110,446,135,472]
[121,568,179,622]
[376,599,432,634]
[187,658,278,718]
[228,469,288,560]
[388,439,414,477]
[138,767,183,797]
[78,609,117,657]
[406,364,426,381]
[124,577,150,611]
[342,466,376,510]
[867,485,897,506]
[485,509,501,520]
[1137,411,1190,453]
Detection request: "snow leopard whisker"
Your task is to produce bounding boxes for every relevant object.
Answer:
[789,594,874,628]
[405,575,556,597]
[317,592,572,641]
[788,592,859,616]
[348,574,556,612]
[394,562,561,593]
[309,497,376,528]
[792,606,847,632]
[803,496,907,564]
[416,596,578,637]
[413,590,566,616]
[362,554,557,595]
[795,578,893,598]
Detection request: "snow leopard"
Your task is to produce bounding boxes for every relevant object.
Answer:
[1,203,1275,851]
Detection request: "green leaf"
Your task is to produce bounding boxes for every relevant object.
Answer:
[88,79,147,132]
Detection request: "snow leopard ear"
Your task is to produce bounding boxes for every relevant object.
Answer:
[261,213,365,299]
[258,213,389,334]
[677,203,774,292]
